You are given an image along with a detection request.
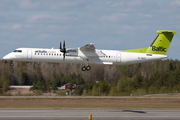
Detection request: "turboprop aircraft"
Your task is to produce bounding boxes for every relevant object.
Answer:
[3,30,176,71]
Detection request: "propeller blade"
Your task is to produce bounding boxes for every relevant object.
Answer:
[60,42,62,50]
[63,41,65,49]
[63,53,65,61]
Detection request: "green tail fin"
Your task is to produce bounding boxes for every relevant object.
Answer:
[146,30,176,55]
[121,30,176,54]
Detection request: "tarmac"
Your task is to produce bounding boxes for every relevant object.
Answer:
[0,109,180,120]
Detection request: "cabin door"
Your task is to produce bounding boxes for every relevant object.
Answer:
[27,49,32,59]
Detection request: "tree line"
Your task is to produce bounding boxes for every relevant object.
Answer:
[0,59,180,95]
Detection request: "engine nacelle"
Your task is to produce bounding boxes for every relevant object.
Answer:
[66,48,78,56]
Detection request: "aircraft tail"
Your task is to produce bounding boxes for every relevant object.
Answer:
[146,30,176,55]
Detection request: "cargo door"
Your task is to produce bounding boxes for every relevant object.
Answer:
[116,53,121,63]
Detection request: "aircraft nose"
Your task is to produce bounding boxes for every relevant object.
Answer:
[3,54,11,60]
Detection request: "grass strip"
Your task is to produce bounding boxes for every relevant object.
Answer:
[0,105,180,109]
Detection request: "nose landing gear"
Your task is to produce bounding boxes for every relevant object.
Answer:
[10,61,14,66]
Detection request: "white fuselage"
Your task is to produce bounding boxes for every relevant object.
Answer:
[3,47,167,65]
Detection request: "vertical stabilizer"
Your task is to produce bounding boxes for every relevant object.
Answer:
[146,30,176,55]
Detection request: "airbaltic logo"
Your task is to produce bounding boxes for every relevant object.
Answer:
[152,46,166,52]
[35,50,47,53]
[35,50,56,54]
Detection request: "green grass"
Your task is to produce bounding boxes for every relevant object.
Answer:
[56,90,66,96]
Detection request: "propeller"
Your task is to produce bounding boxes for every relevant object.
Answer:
[60,41,67,60]
[60,42,62,50]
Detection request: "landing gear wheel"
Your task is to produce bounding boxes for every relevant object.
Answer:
[81,65,91,71]
[10,62,14,66]
[86,66,91,71]
[81,66,86,71]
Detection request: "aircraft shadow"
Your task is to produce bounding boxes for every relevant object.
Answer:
[122,110,147,114]
[109,110,146,114]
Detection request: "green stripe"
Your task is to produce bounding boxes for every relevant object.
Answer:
[120,48,148,53]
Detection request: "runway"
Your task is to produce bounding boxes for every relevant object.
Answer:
[0,109,180,120]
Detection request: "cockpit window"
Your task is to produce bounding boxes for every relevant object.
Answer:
[13,50,22,52]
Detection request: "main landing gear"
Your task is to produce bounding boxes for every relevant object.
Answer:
[81,59,91,71]
[81,65,91,71]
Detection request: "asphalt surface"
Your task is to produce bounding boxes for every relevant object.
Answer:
[0,109,180,120]
[0,96,180,99]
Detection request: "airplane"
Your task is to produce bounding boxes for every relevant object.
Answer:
[3,30,176,71]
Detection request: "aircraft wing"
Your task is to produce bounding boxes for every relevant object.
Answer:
[79,43,106,57]
[80,43,95,52]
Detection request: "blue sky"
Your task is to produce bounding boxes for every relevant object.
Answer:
[0,0,180,60]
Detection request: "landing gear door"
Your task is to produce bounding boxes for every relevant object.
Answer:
[116,53,121,63]
[27,49,32,59]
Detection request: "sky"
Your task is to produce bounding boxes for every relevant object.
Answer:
[0,0,180,60]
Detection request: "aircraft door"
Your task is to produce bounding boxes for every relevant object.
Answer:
[116,53,121,62]
[27,49,32,59]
